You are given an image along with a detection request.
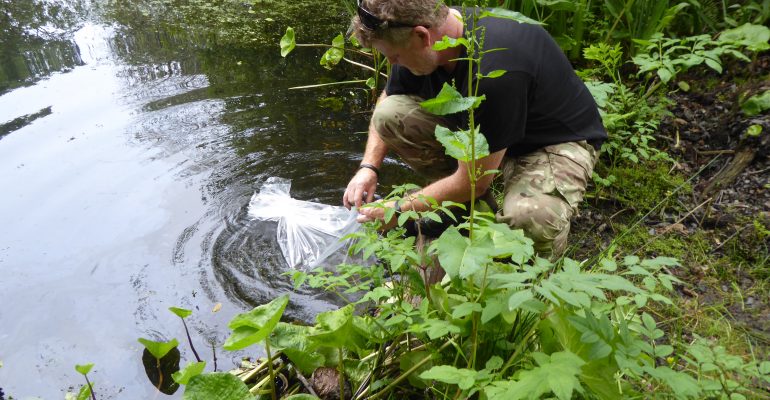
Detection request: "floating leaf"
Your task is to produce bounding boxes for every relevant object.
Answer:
[280,27,296,57]
[224,295,289,351]
[172,361,206,385]
[75,363,94,376]
[138,338,179,360]
[183,373,254,400]
[169,307,192,319]
[142,346,181,394]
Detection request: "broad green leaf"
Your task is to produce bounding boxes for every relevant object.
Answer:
[497,351,585,399]
[173,361,206,385]
[280,27,296,57]
[399,351,434,388]
[481,295,506,323]
[309,304,360,349]
[480,8,544,25]
[536,0,576,12]
[224,295,289,351]
[76,383,92,400]
[169,307,192,319]
[419,365,477,390]
[719,23,770,52]
[75,363,94,376]
[435,227,492,279]
[420,83,483,115]
[184,373,254,400]
[432,36,469,51]
[434,125,490,162]
[741,91,770,116]
[451,302,482,319]
[320,34,345,70]
[138,338,179,360]
[507,289,534,310]
[643,366,701,398]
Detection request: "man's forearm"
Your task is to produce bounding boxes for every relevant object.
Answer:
[361,125,388,167]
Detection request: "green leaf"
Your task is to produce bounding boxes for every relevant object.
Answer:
[420,83,483,115]
[138,338,179,360]
[419,365,477,390]
[183,372,254,400]
[75,363,94,376]
[169,307,193,319]
[224,295,289,351]
[173,361,206,385]
[320,34,345,70]
[495,351,585,399]
[484,69,507,79]
[741,90,770,116]
[309,304,361,349]
[435,227,491,279]
[719,23,770,52]
[746,124,763,137]
[432,36,469,51]
[451,302,482,319]
[507,289,534,311]
[643,366,701,398]
[480,8,544,25]
[434,125,490,162]
[280,27,296,57]
[76,383,93,400]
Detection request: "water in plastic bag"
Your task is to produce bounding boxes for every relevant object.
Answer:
[247,177,361,269]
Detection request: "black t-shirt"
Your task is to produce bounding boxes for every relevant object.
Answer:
[385,8,607,157]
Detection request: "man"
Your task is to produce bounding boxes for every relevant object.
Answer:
[342,0,607,259]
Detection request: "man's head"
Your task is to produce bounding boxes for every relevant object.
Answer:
[352,0,450,75]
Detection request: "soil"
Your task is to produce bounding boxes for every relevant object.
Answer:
[571,54,770,354]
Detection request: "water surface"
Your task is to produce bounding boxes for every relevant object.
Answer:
[0,1,415,397]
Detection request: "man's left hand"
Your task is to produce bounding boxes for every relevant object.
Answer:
[357,201,398,230]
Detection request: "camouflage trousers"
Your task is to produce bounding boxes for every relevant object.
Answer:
[373,94,599,259]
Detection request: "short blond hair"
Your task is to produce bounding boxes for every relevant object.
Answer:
[352,0,449,47]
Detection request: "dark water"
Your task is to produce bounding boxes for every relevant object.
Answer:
[0,1,415,397]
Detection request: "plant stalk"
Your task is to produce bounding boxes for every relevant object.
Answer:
[265,339,278,400]
[181,318,201,362]
[84,375,96,400]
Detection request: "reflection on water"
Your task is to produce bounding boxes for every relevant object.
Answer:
[0,0,421,397]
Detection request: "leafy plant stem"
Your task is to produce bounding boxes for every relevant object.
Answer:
[338,347,346,400]
[180,318,201,362]
[264,338,278,400]
[84,374,96,400]
[498,319,540,377]
[366,340,452,400]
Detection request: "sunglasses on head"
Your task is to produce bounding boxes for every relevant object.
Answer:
[357,0,428,30]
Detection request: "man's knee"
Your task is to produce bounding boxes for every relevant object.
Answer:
[497,193,572,257]
[372,95,422,142]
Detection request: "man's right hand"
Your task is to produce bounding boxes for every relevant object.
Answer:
[343,168,378,209]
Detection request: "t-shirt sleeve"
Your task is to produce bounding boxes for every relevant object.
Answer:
[476,71,532,153]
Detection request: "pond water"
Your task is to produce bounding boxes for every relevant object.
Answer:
[0,1,415,397]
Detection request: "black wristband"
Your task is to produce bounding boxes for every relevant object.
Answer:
[358,163,380,178]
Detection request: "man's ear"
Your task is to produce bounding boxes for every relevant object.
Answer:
[413,26,432,49]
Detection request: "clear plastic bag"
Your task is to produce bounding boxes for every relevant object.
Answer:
[248,177,361,269]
